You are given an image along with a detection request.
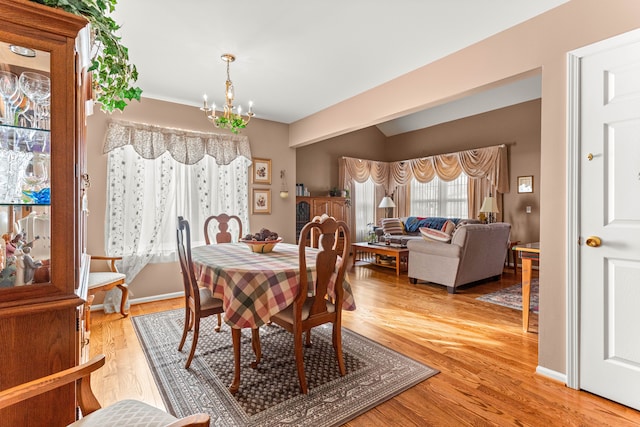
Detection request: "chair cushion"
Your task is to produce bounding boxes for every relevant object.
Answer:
[381,218,404,235]
[199,287,223,310]
[69,399,177,427]
[272,298,335,324]
[88,272,126,289]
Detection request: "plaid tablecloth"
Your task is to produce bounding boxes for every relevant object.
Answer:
[191,242,355,329]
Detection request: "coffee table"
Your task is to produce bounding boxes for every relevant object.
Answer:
[352,242,409,276]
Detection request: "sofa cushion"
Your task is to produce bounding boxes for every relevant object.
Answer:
[381,218,404,235]
[441,219,456,235]
[420,227,453,242]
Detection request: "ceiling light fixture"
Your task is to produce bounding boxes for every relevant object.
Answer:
[9,44,36,57]
[200,53,254,134]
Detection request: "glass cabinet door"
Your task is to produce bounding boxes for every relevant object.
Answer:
[0,41,51,288]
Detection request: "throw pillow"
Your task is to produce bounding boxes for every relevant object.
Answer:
[420,227,453,242]
[441,219,456,235]
[381,218,404,235]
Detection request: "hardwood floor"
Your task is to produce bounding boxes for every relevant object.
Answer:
[89,265,640,426]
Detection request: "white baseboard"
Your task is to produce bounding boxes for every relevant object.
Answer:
[90,291,184,312]
[536,365,567,384]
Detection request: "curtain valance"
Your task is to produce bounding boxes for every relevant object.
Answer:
[342,144,508,194]
[103,120,252,165]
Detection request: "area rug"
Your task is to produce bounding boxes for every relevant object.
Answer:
[477,279,539,313]
[132,309,438,427]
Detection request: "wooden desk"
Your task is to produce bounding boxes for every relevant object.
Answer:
[191,242,355,394]
[513,242,539,332]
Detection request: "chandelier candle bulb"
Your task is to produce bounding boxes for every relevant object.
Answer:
[201,94,211,111]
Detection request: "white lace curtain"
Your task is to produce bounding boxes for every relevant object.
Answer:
[101,120,252,313]
[340,144,509,222]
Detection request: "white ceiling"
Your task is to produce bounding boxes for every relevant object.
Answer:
[112,0,566,134]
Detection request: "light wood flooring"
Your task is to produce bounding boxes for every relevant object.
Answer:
[89,265,640,426]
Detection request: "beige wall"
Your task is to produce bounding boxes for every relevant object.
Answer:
[86,97,292,301]
[289,0,640,375]
[387,100,541,245]
[296,126,387,196]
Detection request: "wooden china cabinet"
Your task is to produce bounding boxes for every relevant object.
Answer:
[296,196,349,251]
[0,1,90,425]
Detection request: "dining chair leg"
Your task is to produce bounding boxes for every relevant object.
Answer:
[184,318,200,369]
[177,308,192,352]
[215,313,222,332]
[229,328,241,395]
[293,326,308,394]
[250,328,262,368]
[333,323,346,376]
[305,329,312,347]
[117,284,129,317]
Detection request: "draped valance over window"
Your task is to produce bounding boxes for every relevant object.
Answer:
[103,119,252,165]
[340,144,509,220]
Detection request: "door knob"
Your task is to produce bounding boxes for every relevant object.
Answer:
[585,236,602,247]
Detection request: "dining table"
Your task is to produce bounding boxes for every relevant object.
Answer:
[190,241,356,394]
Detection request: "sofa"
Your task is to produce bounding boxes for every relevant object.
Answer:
[375,216,480,246]
[407,222,511,293]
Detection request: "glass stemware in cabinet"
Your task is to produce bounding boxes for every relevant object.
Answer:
[22,152,50,204]
[0,70,18,125]
[18,71,50,130]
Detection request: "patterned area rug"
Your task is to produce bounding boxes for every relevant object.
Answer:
[476,279,539,313]
[132,309,438,427]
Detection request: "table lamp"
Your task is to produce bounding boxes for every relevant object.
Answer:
[480,196,499,223]
[379,196,396,218]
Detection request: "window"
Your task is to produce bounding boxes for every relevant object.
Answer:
[352,178,376,242]
[105,145,251,264]
[409,173,468,218]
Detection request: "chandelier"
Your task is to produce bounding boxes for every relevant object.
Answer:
[200,53,254,134]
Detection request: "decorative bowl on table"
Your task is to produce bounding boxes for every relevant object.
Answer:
[240,237,283,253]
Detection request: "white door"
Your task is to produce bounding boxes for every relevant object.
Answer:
[579,34,640,410]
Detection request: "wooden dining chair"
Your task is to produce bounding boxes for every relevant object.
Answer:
[85,255,129,332]
[203,213,243,244]
[0,354,210,427]
[270,215,351,394]
[177,216,224,369]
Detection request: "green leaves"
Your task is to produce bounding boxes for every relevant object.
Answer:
[30,0,142,113]
[213,114,248,134]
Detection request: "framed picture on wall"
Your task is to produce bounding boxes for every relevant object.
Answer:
[252,188,271,214]
[517,176,534,193]
[252,158,272,184]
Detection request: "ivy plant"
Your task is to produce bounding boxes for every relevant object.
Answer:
[30,0,142,113]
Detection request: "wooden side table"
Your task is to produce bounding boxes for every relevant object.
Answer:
[507,240,521,273]
[513,242,540,333]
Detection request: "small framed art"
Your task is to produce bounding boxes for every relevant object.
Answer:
[252,158,272,184]
[252,188,271,214]
[517,176,534,193]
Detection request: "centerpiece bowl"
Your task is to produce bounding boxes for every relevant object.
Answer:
[240,237,283,253]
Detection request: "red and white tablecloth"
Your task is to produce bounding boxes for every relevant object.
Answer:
[191,242,355,329]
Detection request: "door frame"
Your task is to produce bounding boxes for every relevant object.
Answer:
[566,27,640,390]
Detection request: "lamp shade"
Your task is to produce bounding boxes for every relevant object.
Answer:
[378,196,396,209]
[479,196,499,213]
